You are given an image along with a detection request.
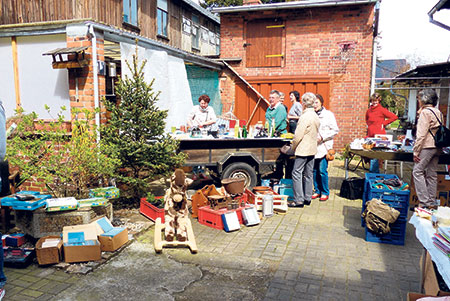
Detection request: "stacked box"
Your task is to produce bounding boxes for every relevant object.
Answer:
[78,197,109,208]
[46,197,78,212]
[5,233,26,247]
[361,173,409,226]
[88,186,120,199]
[362,173,410,246]
[1,191,51,210]
[3,247,35,268]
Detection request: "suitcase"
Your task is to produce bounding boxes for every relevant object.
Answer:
[339,177,365,200]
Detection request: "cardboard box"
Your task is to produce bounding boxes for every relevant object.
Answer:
[421,250,450,296]
[410,173,450,208]
[36,235,63,265]
[63,224,101,263]
[407,292,450,301]
[91,217,128,252]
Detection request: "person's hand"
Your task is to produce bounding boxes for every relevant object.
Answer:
[413,155,420,163]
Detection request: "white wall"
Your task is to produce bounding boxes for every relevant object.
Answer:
[0,38,16,118]
[16,35,70,119]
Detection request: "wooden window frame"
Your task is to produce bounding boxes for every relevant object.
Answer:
[191,15,200,51]
[157,0,169,38]
[123,0,138,27]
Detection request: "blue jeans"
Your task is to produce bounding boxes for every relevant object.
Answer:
[369,159,380,173]
[0,232,6,288]
[292,155,315,204]
[313,157,329,196]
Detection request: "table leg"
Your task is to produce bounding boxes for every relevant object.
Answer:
[345,157,349,179]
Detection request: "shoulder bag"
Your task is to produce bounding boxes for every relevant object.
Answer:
[426,109,450,148]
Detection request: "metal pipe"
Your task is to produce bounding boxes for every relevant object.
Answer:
[370,2,380,95]
[212,0,378,13]
[375,86,450,90]
[429,3,450,32]
[88,24,100,144]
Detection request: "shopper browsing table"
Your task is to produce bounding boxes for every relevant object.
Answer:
[289,92,320,207]
[413,89,442,209]
[365,93,398,172]
[312,94,339,202]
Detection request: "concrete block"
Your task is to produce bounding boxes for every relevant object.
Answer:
[15,203,113,238]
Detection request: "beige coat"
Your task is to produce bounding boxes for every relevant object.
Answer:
[413,106,442,157]
[291,108,320,157]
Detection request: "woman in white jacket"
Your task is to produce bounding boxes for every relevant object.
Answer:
[312,94,339,202]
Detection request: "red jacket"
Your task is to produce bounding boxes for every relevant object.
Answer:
[365,105,398,137]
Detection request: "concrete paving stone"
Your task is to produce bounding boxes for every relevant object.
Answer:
[19,274,41,283]
[33,294,54,301]
[28,278,50,290]
[264,287,280,299]
[3,284,24,296]
[21,288,44,298]
[30,268,55,277]
[307,283,321,295]
[9,278,33,288]
[293,282,308,293]
[6,293,35,301]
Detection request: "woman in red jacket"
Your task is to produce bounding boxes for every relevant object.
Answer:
[365,93,398,172]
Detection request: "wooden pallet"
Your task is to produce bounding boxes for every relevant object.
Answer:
[154,218,198,254]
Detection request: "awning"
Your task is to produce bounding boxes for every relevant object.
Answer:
[43,46,89,69]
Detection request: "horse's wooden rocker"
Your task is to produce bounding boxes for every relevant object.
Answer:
[153,217,197,253]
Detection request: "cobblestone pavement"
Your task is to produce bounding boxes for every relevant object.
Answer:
[3,159,423,300]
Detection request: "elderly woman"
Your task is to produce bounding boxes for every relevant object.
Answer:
[413,89,442,209]
[289,92,320,207]
[312,94,339,202]
[187,94,217,130]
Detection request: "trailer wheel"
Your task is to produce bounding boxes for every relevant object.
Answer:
[222,162,257,188]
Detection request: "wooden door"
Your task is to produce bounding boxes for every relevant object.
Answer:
[246,19,284,68]
[235,77,330,126]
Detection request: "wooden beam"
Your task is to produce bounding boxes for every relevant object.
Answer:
[222,60,270,107]
[11,37,21,111]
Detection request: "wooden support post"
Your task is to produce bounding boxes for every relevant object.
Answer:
[11,37,21,111]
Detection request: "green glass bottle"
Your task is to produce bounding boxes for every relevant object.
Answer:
[242,125,248,138]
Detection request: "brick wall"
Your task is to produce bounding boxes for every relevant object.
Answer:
[219,4,376,149]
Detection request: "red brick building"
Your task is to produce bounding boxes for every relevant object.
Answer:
[213,0,380,149]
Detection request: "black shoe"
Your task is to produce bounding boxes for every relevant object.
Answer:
[288,202,304,208]
[304,200,311,206]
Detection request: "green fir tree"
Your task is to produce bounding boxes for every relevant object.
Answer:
[101,53,185,202]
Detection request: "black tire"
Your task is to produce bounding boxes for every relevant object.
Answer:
[221,162,258,188]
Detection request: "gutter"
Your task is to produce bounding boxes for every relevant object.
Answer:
[428,0,450,31]
[213,0,378,14]
[88,25,101,144]
[86,21,223,71]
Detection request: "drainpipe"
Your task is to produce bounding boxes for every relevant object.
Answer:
[370,1,380,95]
[88,24,100,143]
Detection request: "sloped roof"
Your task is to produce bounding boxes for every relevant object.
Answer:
[375,59,408,80]
[393,61,450,84]
[212,0,378,14]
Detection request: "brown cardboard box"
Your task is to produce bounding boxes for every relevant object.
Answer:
[62,224,101,263]
[36,235,63,265]
[98,228,128,252]
[91,217,129,252]
[407,292,450,301]
[421,250,450,296]
[410,173,450,208]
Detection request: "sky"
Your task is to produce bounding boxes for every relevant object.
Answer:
[377,0,450,65]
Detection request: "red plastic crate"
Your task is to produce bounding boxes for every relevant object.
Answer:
[140,197,165,223]
[198,204,252,230]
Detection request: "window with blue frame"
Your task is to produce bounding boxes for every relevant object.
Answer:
[123,0,138,26]
[157,0,168,37]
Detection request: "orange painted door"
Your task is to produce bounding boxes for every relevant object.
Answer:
[234,77,330,126]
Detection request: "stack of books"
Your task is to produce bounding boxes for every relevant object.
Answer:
[433,227,450,258]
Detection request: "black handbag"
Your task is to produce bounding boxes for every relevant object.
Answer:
[339,177,365,200]
[427,109,450,148]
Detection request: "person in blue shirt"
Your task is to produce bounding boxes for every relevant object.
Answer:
[265,90,287,135]
[0,100,6,300]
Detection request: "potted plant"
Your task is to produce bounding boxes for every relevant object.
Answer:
[140,193,165,223]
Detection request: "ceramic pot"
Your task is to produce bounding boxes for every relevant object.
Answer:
[221,177,245,195]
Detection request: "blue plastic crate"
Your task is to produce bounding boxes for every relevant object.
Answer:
[365,218,407,245]
[361,173,409,227]
[279,179,293,187]
[278,186,294,201]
